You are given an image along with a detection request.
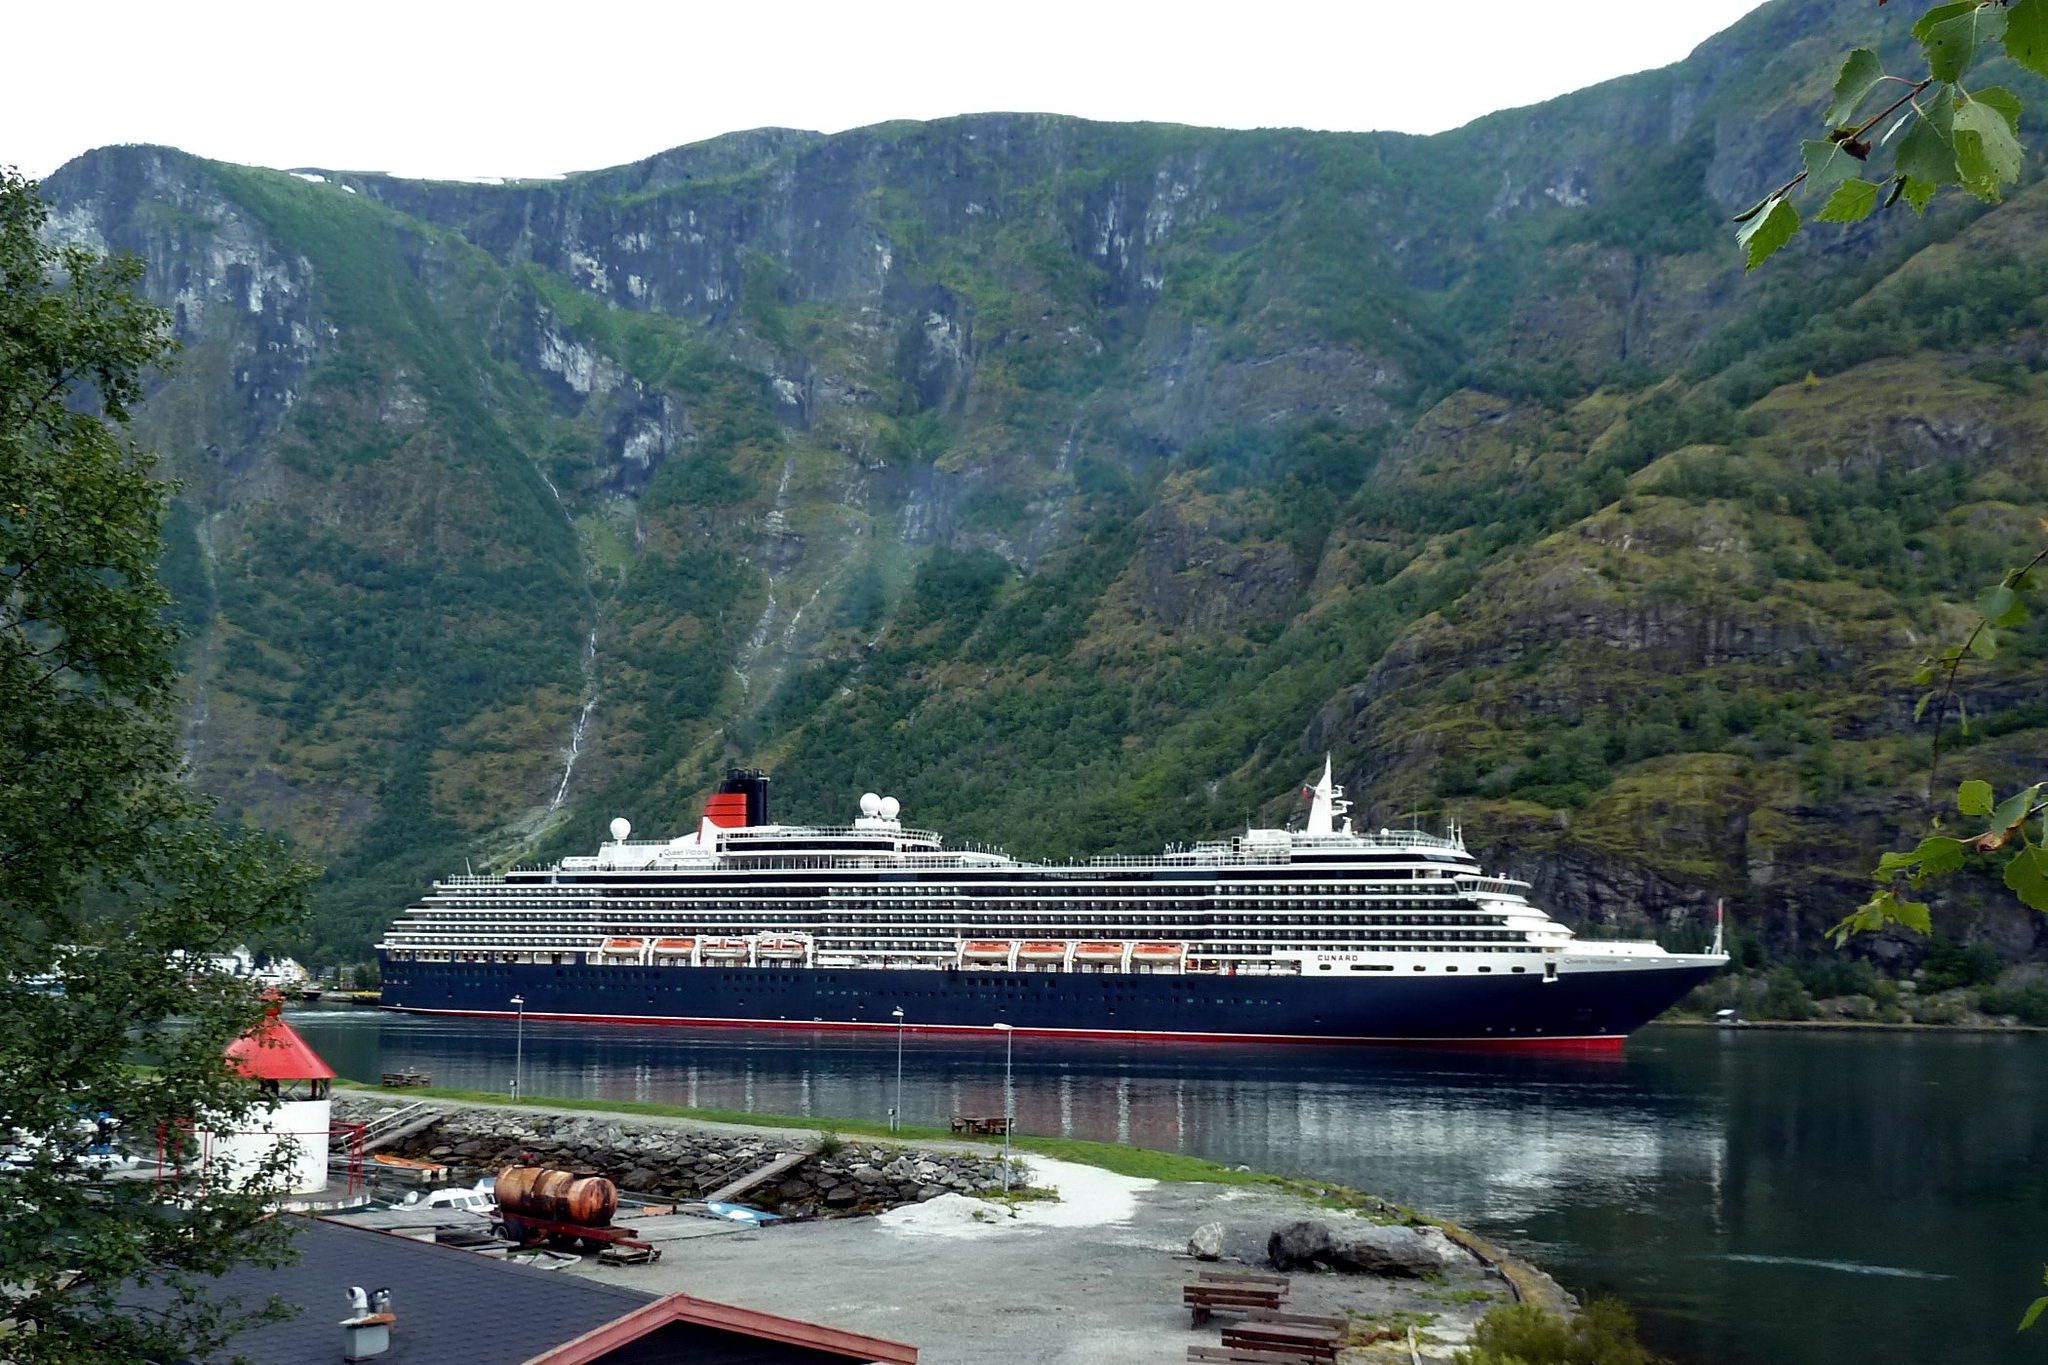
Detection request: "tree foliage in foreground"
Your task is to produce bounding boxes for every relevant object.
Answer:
[1746,6,2048,1333]
[1738,0,2043,268]
[1,167,316,1363]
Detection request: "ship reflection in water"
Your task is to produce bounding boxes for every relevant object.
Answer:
[292,1009,2047,1365]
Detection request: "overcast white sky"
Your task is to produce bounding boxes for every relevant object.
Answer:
[9,0,1767,182]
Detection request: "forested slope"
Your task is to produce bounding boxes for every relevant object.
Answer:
[41,0,2048,972]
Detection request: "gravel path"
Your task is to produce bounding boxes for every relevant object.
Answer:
[570,1154,1513,1364]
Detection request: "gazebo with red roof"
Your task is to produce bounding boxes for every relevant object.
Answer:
[206,999,339,1195]
[226,1003,337,1099]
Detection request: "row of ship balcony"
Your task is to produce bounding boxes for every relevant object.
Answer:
[455,843,1487,882]
[385,933,1552,972]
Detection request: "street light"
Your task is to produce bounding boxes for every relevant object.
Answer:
[510,995,526,1102]
[890,1007,906,1133]
[992,1022,1014,1193]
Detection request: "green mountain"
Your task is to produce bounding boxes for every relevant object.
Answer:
[42,0,2048,970]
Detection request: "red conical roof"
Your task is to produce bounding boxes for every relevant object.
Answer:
[226,1003,337,1082]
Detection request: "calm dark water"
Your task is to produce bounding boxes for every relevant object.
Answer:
[290,1008,2047,1365]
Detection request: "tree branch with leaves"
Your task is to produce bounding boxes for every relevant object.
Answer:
[1737,0,2047,268]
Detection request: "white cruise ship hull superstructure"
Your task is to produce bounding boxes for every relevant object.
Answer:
[378,764,1726,1050]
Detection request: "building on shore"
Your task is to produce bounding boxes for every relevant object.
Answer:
[118,1214,918,1364]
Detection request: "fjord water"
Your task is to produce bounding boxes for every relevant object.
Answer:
[292,1010,2045,1365]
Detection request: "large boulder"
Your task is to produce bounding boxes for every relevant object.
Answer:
[1266,1220,1463,1276]
[1266,1220,1339,1270]
[1328,1225,1463,1277]
[1188,1223,1226,1260]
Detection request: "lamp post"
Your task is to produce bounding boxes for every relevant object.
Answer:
[890,1007,906,1133]
[510,995,526,1102]
[992,1022,1014,1193]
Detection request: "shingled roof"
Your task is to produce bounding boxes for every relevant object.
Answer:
[130,1216,916,1364]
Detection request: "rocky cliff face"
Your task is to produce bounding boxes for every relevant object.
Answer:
[39,0,2048,964]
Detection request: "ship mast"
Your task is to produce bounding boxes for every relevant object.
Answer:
[1304,755,1351,836]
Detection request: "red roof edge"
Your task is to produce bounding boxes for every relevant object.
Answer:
[224,1012,338,1082]
[524,1291,918,1365]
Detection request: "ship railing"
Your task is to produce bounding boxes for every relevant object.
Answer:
[721,824,949,844]
[1458,875,1532,893]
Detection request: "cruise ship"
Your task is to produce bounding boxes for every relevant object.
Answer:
[378,764,1726,1051]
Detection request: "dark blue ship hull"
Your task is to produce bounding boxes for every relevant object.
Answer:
[378,955,1719,1052]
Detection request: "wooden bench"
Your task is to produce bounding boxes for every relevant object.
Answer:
[1240,1310,1341,1330]
[1184,1280,1287,1325]
[1187,1346,1322,1365]
[948,1115,1011,1135]
[379,1069,431,1088]
[1195,1269,1291,1289]
[1221,1312,1344,1364]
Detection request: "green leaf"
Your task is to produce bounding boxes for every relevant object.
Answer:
[1816,178,1882,223]
[2005,0,2048,78]
[1894,897,1934,934]
[2021,1292,2048,1334]
[1842,888,1935,940]
[1827,48,1888,126]
[1917,1,2005,83]
[1877,848,1924,876]
[1978,583,2028,627]
[1915,688,1938,722]
[1954,96,2025,200]
[2003,846,2048,912]
[1913,835,1968,878]
[1958,779,1996,816]
[1902,176,1940,212]
[1738,196,1801,270]
[1897,110,1961,190]
[1973,85,2025,132]
[1990,784,2043,834]
[1969,626,1998,660]
[1801,139,1865,197]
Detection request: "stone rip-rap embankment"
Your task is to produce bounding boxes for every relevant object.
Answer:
[335,1093,1574,1363]
[335,1096,1017,1217]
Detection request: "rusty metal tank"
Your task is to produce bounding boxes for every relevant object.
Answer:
[495,1165,617,1228]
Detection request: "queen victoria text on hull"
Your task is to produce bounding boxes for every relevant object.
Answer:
[378,763,1726,1051]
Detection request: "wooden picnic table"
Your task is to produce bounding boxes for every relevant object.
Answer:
[948,1114,1011,1135]
[1187,1345,1324,1365]
[1220,1316,1342,1364]
[379,1069,431,1088]
[1195,1269,1290,1289]
[1183,1274,1288,1326]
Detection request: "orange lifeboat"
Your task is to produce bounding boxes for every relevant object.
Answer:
[700,938,749,961]
[1073,942,1125,962]
[1131,942,1186,969]
[652,938,696,958]
[756,937,808,961]
[962,941,1013,963]
[599,938,644,958]
[1017,941,1067,962]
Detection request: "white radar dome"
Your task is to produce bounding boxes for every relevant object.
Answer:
[878,796,901,821]
[859,792,882,817]
[609,817,632,841]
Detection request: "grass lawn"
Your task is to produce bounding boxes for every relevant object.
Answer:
[334,1076,1308,1186]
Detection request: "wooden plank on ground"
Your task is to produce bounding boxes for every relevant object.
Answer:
[702,1150,809,1204]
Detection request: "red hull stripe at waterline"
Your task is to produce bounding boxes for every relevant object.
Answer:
[383,1005,1628,1054]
